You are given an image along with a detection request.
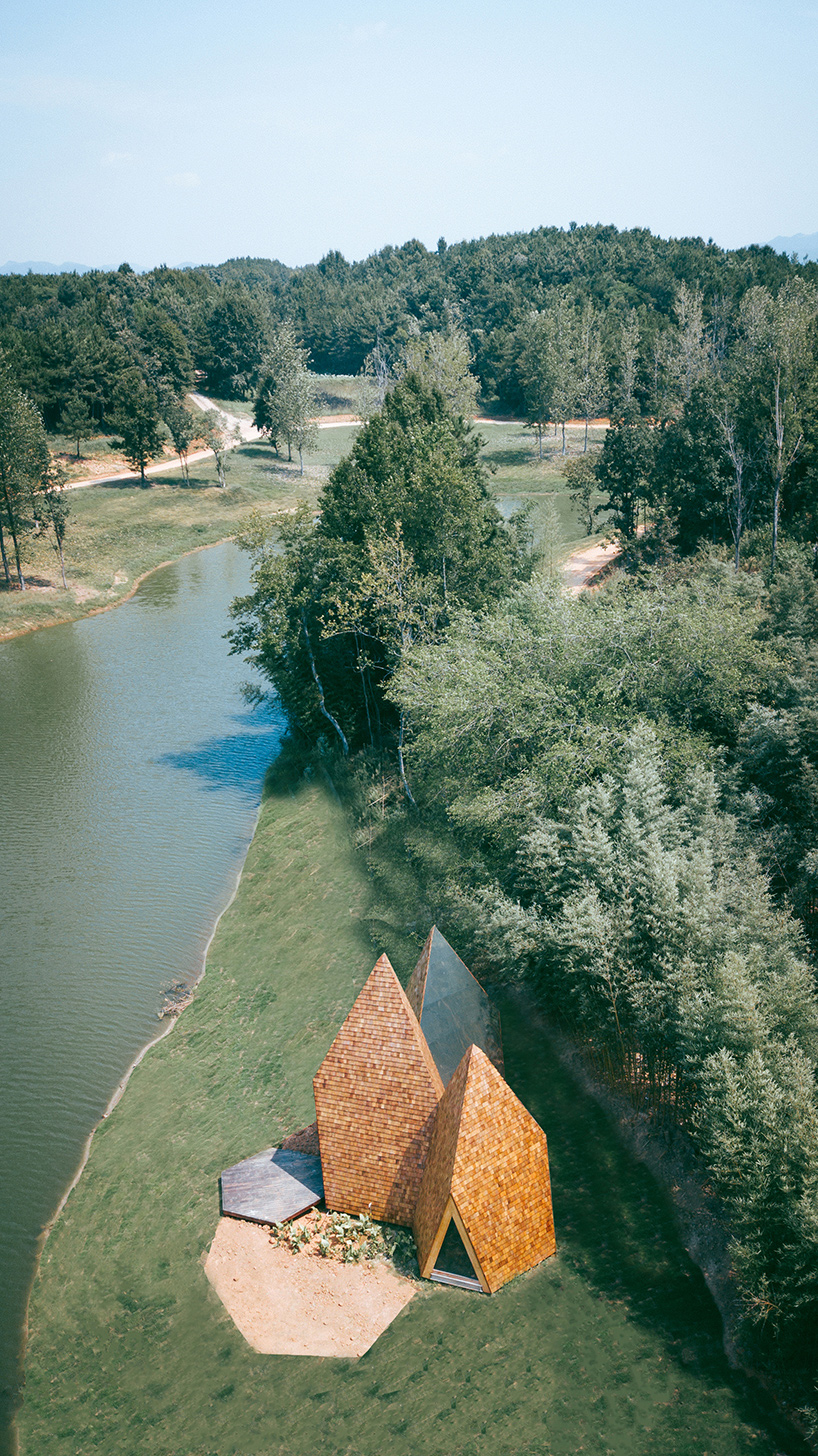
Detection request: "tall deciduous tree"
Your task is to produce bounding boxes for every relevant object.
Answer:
[595,409,656,539]
[37,458,70,587]
[201,410,237,487]
[518,311,555,458]
[0,357,50,589]
[163,399,195,482]
[399,317,480,420]
[254,322,318,471]
[112,369,164,484]
[738,280,818,573]
[575,302,607,451]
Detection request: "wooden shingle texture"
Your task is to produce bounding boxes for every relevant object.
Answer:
[313,954,444,1226]
[406,925,504,1085]
[413,1044,556,1294]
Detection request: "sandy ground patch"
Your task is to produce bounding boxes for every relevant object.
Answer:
[205,1216,416,1357]
[563,539,622,593]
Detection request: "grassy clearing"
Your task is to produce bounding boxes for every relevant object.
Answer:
[19,749,805,1456]
[477,419,610,560]
[0,428,358,641]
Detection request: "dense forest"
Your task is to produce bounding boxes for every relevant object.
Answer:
[227,272,818,1442]
[0,223,815,425]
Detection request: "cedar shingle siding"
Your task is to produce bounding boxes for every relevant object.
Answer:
[313,955,444,1226]
[413,1045,556,1293]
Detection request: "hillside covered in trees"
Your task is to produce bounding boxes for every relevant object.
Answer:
[1,224,814,427]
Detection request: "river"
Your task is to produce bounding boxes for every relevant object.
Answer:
[0,543,282,1448]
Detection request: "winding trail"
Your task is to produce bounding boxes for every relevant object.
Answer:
[563,537,622,592]
[64,395,353,491]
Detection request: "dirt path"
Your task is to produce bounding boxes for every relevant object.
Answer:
[563,538,622,592]
[64,397,358,491]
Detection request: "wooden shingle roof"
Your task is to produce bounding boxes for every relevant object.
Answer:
[313,954,444,1227]
[406,926,504,1086]
[413,1045,556,1294]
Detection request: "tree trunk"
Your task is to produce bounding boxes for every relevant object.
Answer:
[584,415,589,452]
[398,711,416,806]
[301,611,349,755]
[58,539,67,589]
[0,516,10,587]
[538,424,543,460]
[298,445,304,475]
[771,474,781,576]
[561,421,566,455]
[1,479,25,588]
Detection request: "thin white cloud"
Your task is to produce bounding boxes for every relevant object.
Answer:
[346,21,388,43]
[101,150,135,168]
[165,171,200,190]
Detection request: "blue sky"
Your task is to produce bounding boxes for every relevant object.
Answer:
[1,0,816,268]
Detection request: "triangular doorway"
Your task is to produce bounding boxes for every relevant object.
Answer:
[430,1208,484,1292]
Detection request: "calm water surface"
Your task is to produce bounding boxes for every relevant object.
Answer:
[0,543,282,1444]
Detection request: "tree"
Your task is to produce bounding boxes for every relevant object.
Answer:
[254,322,318,470]
[36,458,70,587]
[562,453,598,536]
[737,280,818,573]
[399,317,480,420]
[546,296,578,455]
[574,302,607,451]
[595,409,657,539]
[0,357,50,589]
[200,410,237,487]
[614,311,641,413]
[355,340,392,422]
[163,399,194,482]
[231,374,532,753]
[202,287,270,398]
[517,312,555,459]
[654,379,738,557]
[60,391,91,459]
[112,369,164,484]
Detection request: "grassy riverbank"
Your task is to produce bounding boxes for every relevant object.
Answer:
[19,747,805,1456]
[0,429,358,641]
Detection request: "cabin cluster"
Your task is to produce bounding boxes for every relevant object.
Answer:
[220,928,556,1295]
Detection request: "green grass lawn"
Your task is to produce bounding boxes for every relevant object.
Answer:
[18,749,806,1456]
[477,420,611,561]
[0,428,359,641]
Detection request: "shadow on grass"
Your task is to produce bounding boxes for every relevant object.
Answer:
[483,444,547,467]
[498,992,810,1452]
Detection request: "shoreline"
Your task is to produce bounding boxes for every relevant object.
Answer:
[14,776,269,1456]
[0,535,236,644]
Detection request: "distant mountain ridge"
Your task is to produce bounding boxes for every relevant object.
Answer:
[767,232,818,262]
[1,260,105,275]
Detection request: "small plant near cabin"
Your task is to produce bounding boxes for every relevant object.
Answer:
[268,1208,416,1271]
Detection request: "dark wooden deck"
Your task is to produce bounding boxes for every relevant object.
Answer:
[220,1147,324,1226]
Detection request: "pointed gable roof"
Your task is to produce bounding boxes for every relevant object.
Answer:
[413,1045,556,1294]
[406,926,504,1086]
[313,954,444,1227]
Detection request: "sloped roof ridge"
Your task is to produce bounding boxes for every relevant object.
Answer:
[318,952,444,1095]
[405,927,434,1018]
